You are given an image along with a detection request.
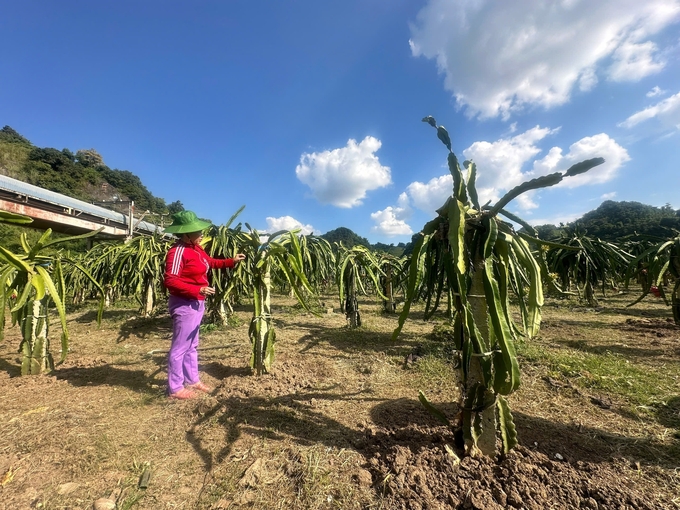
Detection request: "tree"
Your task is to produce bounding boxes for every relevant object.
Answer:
[167,200,185,215]
[75,148,104,167]
[377,252,404,313]
[0,126,31,145]
[322,227,371,249]
[393,116,605,457]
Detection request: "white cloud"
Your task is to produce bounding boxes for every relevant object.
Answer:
[265,216,315,235]
[607,40,666,81]
[370,210,412,237]
[295,136,391,208]
[619,90,680,130]
[532,134,631,188]
[371,193,413,237]
[462,126,559,202]
[601,192,618,200]
[409,0,680,118]
[400,126,629,215]
[405,174,453,215]
[646,86,666,97]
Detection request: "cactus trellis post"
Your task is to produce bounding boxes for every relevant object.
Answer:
[393,116,605,456]
[336,244,386,329]
[378,253,402,314]
[0,215,104,375]
[243,227,317,375]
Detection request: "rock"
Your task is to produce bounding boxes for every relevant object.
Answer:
[93,498,116,510]
[352,468,373,487]
[492,486,508,506]
[507,488,523,508]
[209,499,232,510]
[57,482,79,495]
[582,497,599,509]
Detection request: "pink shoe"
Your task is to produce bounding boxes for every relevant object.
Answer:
[187,381,213,393]
[169,388,197,400]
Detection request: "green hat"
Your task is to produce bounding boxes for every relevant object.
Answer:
[163,210,211,234]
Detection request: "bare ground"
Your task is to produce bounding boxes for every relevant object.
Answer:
[0,290,679,509]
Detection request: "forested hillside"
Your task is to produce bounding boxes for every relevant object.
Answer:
[532,201,680,242]
[573,200,680,240]
[0,125,179,214]
[321,227,371,249]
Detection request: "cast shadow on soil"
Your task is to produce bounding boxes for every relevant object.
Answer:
[74,309,134,323]
[542,318,620,331]
[186,393,448,474]
[117,316,173,343]
[656,396,680,432]
[600,306,671,319]
[201,361,252,380]
[0,358,21,378]
[513,411,680,468]
[294,322,423,357]
[555,339,667,359]
[54,363,162,394]
[185,390,680,477]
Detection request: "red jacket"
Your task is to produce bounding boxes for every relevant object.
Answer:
[164,240,237,300]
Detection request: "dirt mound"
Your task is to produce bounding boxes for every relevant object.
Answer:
[370,444,670,509]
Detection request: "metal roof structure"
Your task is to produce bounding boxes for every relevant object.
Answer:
[0,174,165,238]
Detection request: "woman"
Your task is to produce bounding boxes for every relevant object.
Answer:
[163,210,246,400]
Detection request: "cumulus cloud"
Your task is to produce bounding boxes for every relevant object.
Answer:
[371,193,413,237]
[295,136,391,208]
[399,126,629,215]
[265,216,315,235]
[535,134,630,188]
[409,0,680,118]
[463,126,559,197]
[618,90,680,130]
[405,175,453,216]
[601,192,618,200]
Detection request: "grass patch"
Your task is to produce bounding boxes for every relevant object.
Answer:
[517,341,679,407]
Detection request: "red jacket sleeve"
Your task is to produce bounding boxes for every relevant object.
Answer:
[164,244,202,299]
[199,246,237,269]
[207,257,236,270]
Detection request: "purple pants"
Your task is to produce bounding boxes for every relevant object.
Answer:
[168,295,205,394]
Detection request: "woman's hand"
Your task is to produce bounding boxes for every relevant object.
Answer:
[199,286,215,296]
[233,253,246,263]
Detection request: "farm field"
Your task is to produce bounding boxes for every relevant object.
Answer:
[0,290,679,509]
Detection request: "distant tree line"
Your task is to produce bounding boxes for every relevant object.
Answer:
[531,201,680,242]
[320,227,406,256]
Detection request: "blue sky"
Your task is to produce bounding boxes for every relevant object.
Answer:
[2,1,680,244]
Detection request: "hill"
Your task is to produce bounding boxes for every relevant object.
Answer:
[0,125,178,215]
[321,227,406,256]
[531,201,680,242]
[572,200,680,240]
